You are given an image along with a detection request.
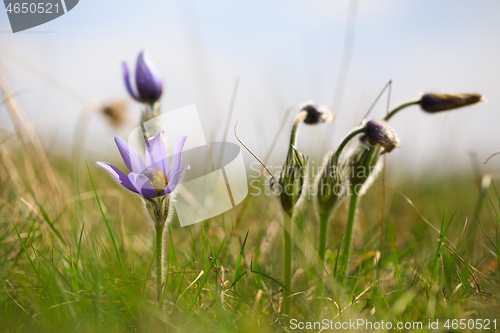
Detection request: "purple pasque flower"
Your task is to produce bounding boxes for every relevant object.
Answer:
[97,132,188,198]
[122,50,163,104]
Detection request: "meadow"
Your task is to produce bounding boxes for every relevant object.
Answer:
[1,78,499,333]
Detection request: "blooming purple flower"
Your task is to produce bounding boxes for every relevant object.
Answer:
[97,132,188,198]
[122,50,163,104]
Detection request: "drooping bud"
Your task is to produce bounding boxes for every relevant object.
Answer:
[300,102,336,125]
[272,102,335,215]
[347,120,400,193]
[364,119,400,154]
[123,50,163,104]
[419,93,484,113]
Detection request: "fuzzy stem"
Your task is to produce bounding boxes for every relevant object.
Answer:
[155,224,165,301]
[282,211,293,316]
[289,111,307,149]
[279,110,307,317]
[339,190,359,284]
[331,127,366,166]
[318,211,330,264]
[315,210,330,316]
[383,100,420,121]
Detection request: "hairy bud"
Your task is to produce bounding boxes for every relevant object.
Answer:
[420,93,484,113]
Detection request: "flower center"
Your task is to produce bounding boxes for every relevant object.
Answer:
[144,168,168,195]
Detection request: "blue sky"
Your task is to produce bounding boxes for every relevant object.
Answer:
[1,0,500,179]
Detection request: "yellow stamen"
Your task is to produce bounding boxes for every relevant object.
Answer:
[145,168,168,195]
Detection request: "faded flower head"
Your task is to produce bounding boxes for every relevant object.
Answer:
[419,93,484,113]
[364,119,400,154]
[300,102,337,125]
[100,100,129,129]
[122,50,163,104]
[97,132,188,199]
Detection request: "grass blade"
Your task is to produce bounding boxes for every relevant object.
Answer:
[86,161,126,278]
[232,230,249,286]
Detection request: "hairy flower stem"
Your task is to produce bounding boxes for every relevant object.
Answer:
[331,128,366,166]
[339,191,359,285]
[289,111,307,148]
[383,100,420,121]
[140,102,161,143]
[155,224,165,302]
[280,111,308,317]
[283,211,293,316]
[313,126,366,306]
[315,211,330,316]
[318,212,330,266]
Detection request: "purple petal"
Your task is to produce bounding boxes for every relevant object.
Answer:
[135,50,163,103]
[166,135,187,180]
[128,173,158,198]
[96,162,138,194]
[122,61,141,102]
[145,131,168,169]
[114,136,146,173]
[163,164,189,195]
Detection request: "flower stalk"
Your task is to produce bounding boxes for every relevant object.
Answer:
[315,126,364,314]
[283,211,293,316]
[280,111,306,316]
[383,100,420,121]
[317,127,365,264]
[338,190,359,283]
[272,102,335,316]
[97,132,188,302]
[339,121,399,285]
[155,224,165,299]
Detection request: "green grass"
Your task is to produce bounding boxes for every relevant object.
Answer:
[1,142,500,332]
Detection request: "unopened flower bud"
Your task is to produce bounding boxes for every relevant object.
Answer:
[271,147,308,215]
[316,153,347,216]
[419,93,484,113]
[347,120,400,193]
[300,102,336,125]
[123,50,163,104]
[364,119,400,154]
